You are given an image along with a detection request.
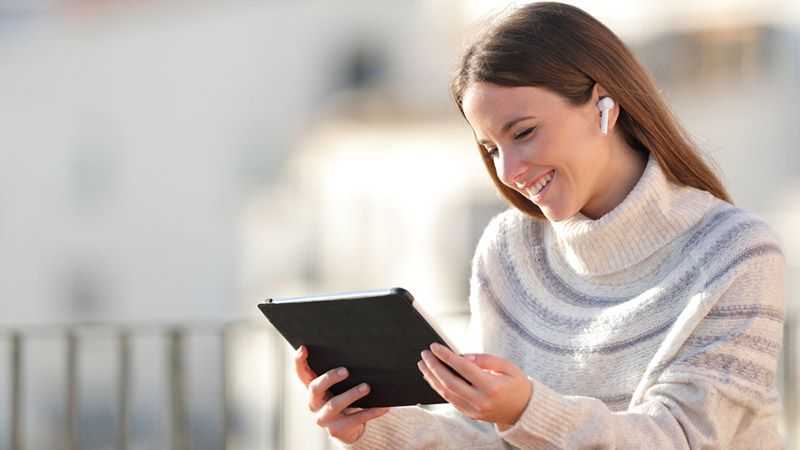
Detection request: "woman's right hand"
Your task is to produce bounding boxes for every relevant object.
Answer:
[293,345,391,444]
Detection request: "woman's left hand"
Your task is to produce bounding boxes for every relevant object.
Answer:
[418,343,532,429]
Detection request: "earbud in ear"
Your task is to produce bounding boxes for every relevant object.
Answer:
[597,97,615,136]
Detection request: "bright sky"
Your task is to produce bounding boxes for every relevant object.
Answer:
[463,0,800,39]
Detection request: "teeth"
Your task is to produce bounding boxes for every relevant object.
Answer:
[530,172,553,196]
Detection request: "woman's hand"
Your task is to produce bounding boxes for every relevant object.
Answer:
[417,343,532,429]
[293,345,390,443]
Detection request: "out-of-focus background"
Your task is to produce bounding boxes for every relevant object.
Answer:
[0,0,797,449]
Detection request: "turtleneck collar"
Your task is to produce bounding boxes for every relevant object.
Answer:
[547,154,716,276]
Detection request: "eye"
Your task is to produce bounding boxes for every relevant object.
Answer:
[514,127,535,140]
[484,146,499,158]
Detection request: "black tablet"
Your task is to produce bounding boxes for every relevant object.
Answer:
[257,287,459,408]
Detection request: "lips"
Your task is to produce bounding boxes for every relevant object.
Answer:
[517,170,555,196]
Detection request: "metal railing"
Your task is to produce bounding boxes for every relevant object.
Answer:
[1,321,287,450]
[2,316,797,449]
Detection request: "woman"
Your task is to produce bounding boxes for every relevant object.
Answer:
[294,3,786,448]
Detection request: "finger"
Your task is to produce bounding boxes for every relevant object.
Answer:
[461,352,519,375]
[417,359,446,397]
[418,355,472,407]
[318,383,373,423]
[428,343,488,386]
[421,349,476,399]
[308,367,349,412]
[293,346,317,388]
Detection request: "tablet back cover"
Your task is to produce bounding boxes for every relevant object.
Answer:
[258,288,449,408]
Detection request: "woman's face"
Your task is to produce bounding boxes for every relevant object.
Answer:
[462,82,617,222]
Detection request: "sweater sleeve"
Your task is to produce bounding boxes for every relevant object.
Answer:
[497,237,786,450]
[499,377,761,449]
[339,405,506,449]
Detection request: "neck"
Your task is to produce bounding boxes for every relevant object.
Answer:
[580,134,648,220]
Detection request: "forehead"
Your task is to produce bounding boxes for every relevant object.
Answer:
[461,83,564,130]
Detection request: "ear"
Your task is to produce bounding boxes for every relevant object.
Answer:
[592,83,620,133]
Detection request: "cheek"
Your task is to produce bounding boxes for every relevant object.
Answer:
[530,138,568,178]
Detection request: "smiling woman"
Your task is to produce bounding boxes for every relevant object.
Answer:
[293,3,787,449]
[460,83,648,221]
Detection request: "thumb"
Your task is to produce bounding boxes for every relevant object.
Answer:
[463,353,516,373]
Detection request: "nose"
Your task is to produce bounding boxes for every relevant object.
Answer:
[495,148,528,188]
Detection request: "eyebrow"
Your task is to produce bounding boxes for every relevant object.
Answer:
[476,116,537,145]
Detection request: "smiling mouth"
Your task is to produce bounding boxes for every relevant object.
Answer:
[525,170,554,197]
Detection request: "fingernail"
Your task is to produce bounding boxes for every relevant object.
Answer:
[464,354,476,361]
[430,343,441,352]
[337,368,347,376]
[296,346,304,355]
[358,383,369,393]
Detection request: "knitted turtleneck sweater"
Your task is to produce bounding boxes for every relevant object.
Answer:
[343,156,786,449]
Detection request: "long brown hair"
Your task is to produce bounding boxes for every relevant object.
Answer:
[451,2,732,218]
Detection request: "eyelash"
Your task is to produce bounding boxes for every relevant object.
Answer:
[483,127,536,158]
[515,127,535,139]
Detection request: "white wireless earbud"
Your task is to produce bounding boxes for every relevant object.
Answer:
[597,97,615,136]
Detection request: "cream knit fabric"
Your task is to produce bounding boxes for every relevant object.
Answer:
[343,156,786,449]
